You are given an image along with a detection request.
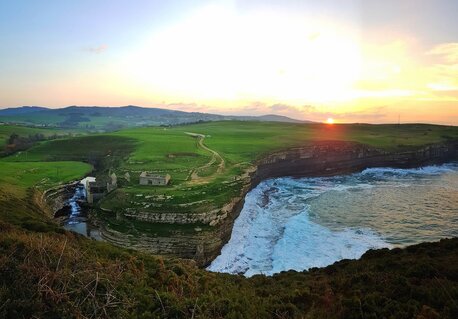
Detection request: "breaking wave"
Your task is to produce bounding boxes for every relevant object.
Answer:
[208,163,458,276]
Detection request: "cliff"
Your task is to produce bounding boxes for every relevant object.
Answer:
[99,140,458,266]
[254,140,458,181]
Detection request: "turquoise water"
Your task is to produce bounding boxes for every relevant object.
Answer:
[208,163,458,276]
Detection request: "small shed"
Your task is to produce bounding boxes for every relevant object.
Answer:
[139,172,171,186]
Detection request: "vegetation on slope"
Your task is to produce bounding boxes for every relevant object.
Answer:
[0,125,75,155]
[0,220,457,318]
[0,125,70,146]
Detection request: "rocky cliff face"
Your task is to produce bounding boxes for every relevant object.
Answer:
[39,182,79,217]
[254,141,458,182]
[102,141,458,266]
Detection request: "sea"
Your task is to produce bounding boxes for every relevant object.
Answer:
[208,163,458,277]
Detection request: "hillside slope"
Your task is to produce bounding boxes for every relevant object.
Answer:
[0,220,457,318]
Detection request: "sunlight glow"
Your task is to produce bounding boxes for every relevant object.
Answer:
[16,3,453,124]
[326,118,335,124]
[121,5,362,104]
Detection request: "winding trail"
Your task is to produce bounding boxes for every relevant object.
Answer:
[185,132,225,182]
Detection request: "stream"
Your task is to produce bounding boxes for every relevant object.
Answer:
[59,179,103,240]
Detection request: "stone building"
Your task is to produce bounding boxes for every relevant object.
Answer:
[85,179,105,204]
[139,172,171,186]
[85,172,117,204]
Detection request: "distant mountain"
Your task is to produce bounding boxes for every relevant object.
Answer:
[254,114,307,123]
[0,106,49,116]
[0,105,311,130]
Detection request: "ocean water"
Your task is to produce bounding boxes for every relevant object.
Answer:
[208,163,458,277]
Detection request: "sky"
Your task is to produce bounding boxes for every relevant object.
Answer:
[0,0,457,124]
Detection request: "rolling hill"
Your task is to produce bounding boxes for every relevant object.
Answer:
[0,105,309,130]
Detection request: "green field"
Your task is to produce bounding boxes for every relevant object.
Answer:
[0,161,91,195]
[2,121,458,238]
[7,134,136,165]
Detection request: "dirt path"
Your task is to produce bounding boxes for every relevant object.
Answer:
[185,132,225,182]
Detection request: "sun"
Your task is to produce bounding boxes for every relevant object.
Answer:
[326,118,335,124]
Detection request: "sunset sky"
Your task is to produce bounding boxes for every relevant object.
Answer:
[1,0,457,124]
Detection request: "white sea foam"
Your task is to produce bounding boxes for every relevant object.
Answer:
[208,178,390,277]
[270,214,389,275]
[208,163,458,277]
[361,163,458,177]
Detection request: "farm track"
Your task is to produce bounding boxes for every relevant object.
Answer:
[185,132,225,183]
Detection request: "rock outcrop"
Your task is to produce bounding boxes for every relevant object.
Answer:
[39,182,79,217]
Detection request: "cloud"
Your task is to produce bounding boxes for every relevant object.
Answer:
[270,103,291,112]
[267,103,315,113]
[423,43,458,97]
[326,107,388,121]
[426,43,458,64]
[83,44,108,54]
[427,83,458,92]
[236,102,388,123]
[244,102,267,112]
[155,102,224,114]
[238,102,302,116]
